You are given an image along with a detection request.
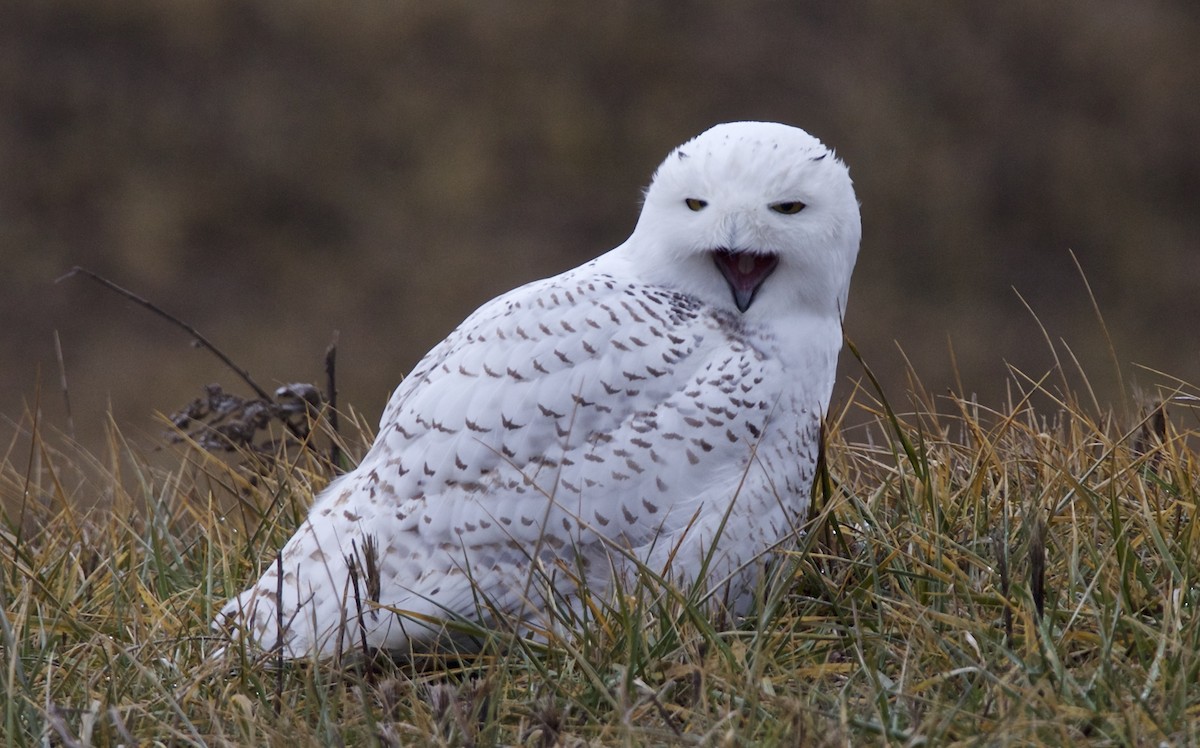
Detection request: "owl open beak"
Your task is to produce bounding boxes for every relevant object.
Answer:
[712,250,779,312]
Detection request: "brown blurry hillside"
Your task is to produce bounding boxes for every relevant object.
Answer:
[3,0,1198,455]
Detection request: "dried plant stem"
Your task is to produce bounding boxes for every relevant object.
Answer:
[57,266,274,402]
[325,334,342,471]
[348,541,371,663]
[275,553,284,714]
[53,330,74,439]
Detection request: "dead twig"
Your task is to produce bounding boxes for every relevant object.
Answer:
[56,266,274,402]
[59,266,336,464]
[325,333,342,471]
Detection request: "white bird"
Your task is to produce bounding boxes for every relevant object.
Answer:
[215,121,861,658]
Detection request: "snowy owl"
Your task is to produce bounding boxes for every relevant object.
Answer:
[215,121,861,658]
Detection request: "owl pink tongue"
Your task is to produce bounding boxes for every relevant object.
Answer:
[712,250,779,312]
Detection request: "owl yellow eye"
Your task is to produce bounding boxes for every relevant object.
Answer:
[769,201,806,215]
[685,198,708,212]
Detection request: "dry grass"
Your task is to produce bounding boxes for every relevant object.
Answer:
[2,353,1198,746]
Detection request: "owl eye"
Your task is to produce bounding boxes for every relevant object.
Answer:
[769,201,806,215]
[684,198,708,212]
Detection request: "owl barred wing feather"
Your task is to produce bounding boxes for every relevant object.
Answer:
[219,271,807,655]
[214,121,861,658]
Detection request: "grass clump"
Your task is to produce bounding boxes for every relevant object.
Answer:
[1,356,1198,746]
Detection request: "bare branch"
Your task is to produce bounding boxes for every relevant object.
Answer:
[57,266,274,402]
[325,332,342,471]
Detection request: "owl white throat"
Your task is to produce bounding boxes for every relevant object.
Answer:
[214,121,861,659]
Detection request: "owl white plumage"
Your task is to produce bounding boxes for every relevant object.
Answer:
[215,121,861,658]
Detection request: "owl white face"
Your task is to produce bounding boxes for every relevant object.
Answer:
[627,122,861,321]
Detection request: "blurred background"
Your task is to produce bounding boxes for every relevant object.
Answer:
[3,0,1198,457]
